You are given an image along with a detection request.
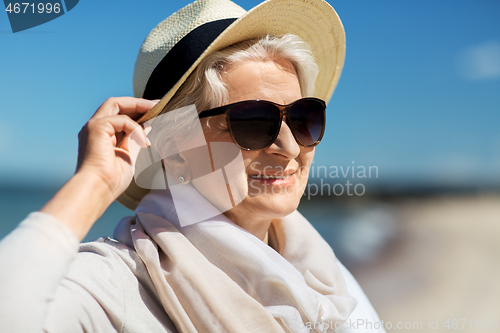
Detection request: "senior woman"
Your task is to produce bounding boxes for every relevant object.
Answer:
[0,0,384,332]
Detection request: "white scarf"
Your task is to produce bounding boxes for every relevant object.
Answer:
[113,186,357,332]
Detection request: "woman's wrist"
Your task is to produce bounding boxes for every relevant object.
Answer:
[40,169,116,241]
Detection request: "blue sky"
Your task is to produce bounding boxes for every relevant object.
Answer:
[1,0,499,189]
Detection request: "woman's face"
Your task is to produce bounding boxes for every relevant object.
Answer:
[194,58,315,224]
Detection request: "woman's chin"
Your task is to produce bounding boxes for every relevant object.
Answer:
[236,189,302,219]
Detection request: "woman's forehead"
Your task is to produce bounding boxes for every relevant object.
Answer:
[222,59,301,105]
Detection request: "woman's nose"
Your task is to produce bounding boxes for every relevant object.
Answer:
[265,121,301,159]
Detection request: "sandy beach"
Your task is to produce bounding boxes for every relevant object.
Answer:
[351,194,500,332]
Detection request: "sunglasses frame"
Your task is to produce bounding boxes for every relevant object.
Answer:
[198,97,326,151]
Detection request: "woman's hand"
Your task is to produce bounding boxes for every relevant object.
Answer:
[76,97,155,199]
[41,97,158,240]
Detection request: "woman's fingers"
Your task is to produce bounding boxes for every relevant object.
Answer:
[101,114,149,146]
[74,96,158,199]
[116,116,152,156]
[77,114,150,173]
[119,125,152,172]
[87,114,151,159]
[92,97,159,120]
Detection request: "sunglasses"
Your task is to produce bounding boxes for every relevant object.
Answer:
[198,97,326,150]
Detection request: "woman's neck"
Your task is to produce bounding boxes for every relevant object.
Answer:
[223,210,272,244]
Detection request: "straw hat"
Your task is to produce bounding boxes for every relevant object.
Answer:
[117,0,345,210]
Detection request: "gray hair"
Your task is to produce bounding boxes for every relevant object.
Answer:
[163,34,319,114]
[150,34,319,159]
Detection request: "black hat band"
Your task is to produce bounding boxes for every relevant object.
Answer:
[142,18,238,100]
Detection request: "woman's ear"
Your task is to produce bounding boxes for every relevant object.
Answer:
[162,145,214,184]
[161,153,191,184]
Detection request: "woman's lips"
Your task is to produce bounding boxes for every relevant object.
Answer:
[248,172,296,186]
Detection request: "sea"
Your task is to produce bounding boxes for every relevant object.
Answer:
[0,185,397,266]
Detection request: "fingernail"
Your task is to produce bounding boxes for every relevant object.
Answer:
[142,125,152,147]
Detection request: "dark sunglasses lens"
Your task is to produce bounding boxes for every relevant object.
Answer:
[227,102,281,150]
[289,99,325,146]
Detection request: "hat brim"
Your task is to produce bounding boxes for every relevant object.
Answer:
[117,0,345,210]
